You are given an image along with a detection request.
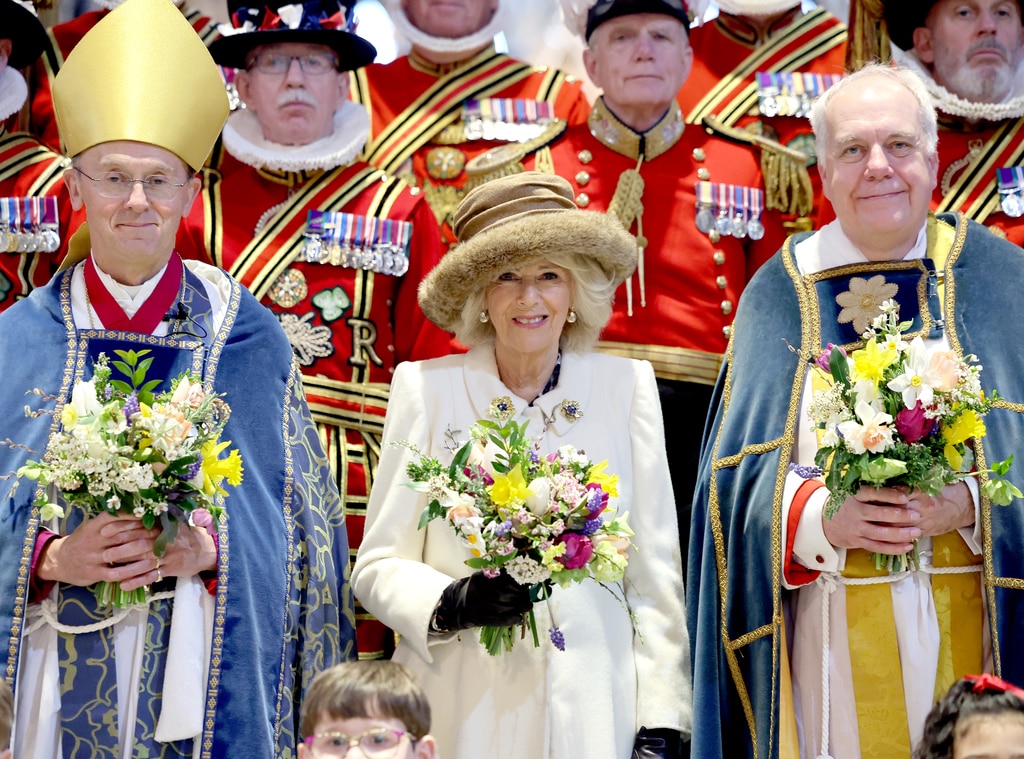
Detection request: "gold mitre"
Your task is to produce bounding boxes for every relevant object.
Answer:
[52,0,229,171]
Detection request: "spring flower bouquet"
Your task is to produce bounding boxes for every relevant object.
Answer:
[403,403,634,656]
[16,349,243,608]
[805,300,1020,571]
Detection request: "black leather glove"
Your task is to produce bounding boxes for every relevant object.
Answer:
[431,571,534,632]
[632,726,686,759]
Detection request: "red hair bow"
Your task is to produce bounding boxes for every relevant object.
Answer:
[964,673,1024,701]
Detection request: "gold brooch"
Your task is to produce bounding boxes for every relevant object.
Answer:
[489,396,516,421]
[559,399,583,422]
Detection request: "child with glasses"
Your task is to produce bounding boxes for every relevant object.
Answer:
[914,673,1024,759]
[299,662,438,759]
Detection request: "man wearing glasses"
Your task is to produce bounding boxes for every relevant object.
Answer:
[176,0,453,661]
[0,0,354,756]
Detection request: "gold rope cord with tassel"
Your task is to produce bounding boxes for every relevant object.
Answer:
[702,116,814,218]
[606,156,646,316]
[846,0,892,72]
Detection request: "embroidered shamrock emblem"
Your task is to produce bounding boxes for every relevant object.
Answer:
[311,286,352,322]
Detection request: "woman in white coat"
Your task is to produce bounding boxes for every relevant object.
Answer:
[352,172,691,759]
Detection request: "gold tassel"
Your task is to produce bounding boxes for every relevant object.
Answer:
[608,157,647,312]
[846,0,891,72]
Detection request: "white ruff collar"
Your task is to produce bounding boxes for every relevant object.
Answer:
[893,46,1024,122]
[0,68,28,122]
[714,0,800,15]
[383,0,508,55]
[222,99,370,172]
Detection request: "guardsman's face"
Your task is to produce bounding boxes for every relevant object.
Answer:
[818,75,939,262]
[913,0,1024,103]
[234,42,348,146]
[583,14,692,123]
[400,0,499,38]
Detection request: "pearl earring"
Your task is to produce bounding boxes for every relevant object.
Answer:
[567,310,577,324]
[479,311,489,323]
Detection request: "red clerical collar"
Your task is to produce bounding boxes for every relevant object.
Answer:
[84,254,183,334]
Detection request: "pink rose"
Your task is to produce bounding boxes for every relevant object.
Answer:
[556,533,594,570]
[895,401,936,444]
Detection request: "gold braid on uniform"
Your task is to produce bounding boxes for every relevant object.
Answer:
[702,115,814,218]
[846,0,891,71]
[608,157,647,312]
[586,98,687,315]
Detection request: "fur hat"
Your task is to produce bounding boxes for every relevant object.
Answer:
[885,0,1024,52]
[1,0,47,68]
[418,172,637,333]
[210,0,376,71]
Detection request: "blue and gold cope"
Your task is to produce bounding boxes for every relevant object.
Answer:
[0,264,355,758]
[687,213,1024,759]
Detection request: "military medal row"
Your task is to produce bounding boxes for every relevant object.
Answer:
[463,98,555,143]
[694,182,766,241]
[757,71,843,119]
[301,210,412,277]
[0,197,61,254]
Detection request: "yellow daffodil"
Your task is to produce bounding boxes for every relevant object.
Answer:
[61,404,78,430]
[942,411,986,470]
[587,460,620,498]
[851,340,898,384]
[201,439,244,496]
[488,463,529,507]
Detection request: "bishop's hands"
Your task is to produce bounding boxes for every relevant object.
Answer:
[36,511,217,591]
[822,481,973,554]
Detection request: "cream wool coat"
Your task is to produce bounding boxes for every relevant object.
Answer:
[353,346,691,759]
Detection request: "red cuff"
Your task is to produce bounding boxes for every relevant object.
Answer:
[785,479,825,587]
[29,530,60,603]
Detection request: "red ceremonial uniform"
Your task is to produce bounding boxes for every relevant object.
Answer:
[352,48,590,246]
[931,120,1024,246]
[680,7,847,228]
[547,98,787,575]
[176,146,451,658]
[549,101,786,382]
[0,130,82,312]
[28,6,216,152]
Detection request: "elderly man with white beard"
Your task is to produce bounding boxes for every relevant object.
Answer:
[174,0,453,661]
[844,0,1024,245]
